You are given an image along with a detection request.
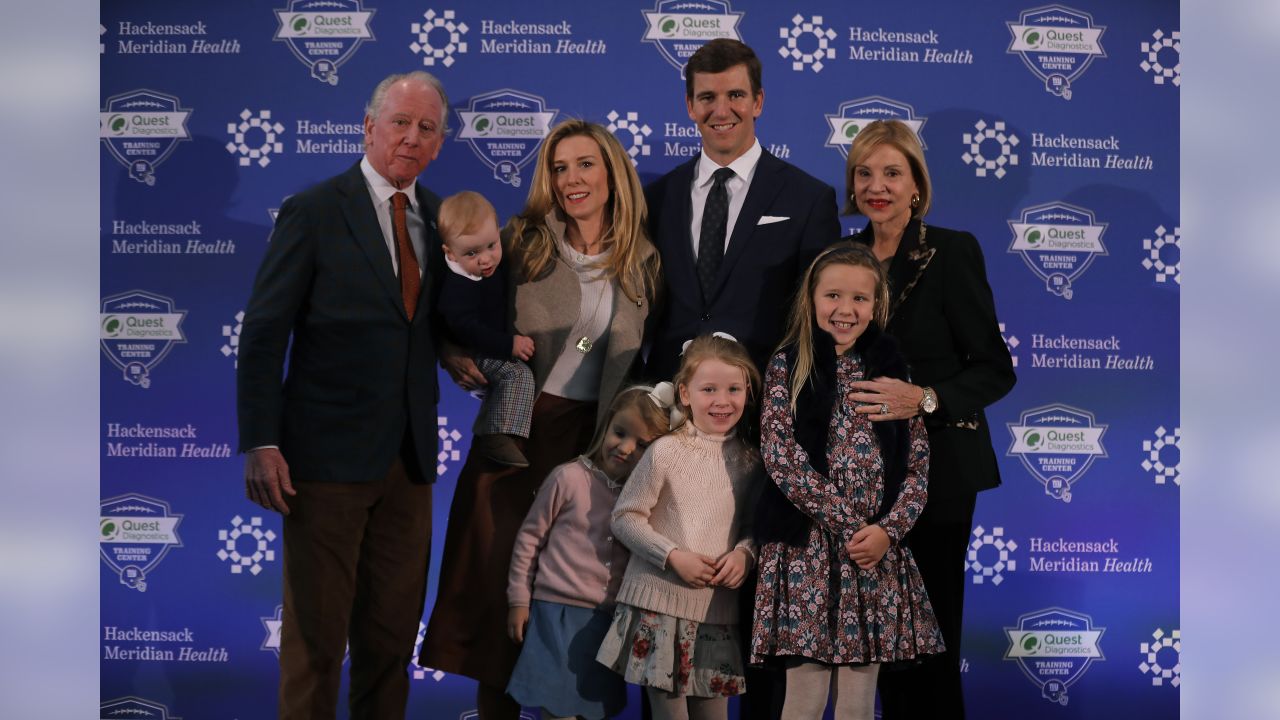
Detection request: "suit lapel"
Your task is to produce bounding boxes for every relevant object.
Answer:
[412,185,441,323]
[666,160,701,298]
[852,218,935,321]
[339,165,406,321]
[711,151,782,300]
[887,220,934,321]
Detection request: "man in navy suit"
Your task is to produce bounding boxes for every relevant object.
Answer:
[643,39,840,720]
[644,38,840,381]
[237,71,447,719]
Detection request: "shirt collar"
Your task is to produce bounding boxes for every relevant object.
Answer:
[360,155,419,209]
[695,138,762,187]
[444,256,483,281]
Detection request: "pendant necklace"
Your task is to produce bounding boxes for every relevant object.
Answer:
[575,276,608,354]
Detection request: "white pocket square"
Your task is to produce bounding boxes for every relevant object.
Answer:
[757,215,790,225]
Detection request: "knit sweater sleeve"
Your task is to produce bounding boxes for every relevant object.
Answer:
[761,353,865,539]
[507,464,572,607]
[611,444,677,570]
[877,415,930,544]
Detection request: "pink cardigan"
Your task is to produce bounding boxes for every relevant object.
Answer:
[507,458,632,609]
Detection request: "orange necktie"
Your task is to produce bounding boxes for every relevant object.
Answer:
[391,192,421,320]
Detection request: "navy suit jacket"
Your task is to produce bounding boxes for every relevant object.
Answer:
[643,150,840,379]
[237,161,444,482]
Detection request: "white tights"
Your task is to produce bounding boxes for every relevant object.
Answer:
[645,687,730,720]
[780,659,880,720]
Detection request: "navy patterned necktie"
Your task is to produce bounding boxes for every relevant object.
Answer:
[697,167,735,300]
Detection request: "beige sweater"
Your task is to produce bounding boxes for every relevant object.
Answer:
[611,423,760,624]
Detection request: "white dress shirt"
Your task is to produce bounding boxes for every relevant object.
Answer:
[360,155,426,278]
[689,139,763,258]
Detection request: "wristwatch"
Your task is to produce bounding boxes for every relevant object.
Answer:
[919,387,939,415]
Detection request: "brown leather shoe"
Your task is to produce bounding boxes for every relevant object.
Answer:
[473,433,530,468]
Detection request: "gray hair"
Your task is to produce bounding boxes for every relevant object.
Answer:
[365,71,450,134]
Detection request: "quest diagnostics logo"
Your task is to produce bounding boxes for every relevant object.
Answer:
[274,0,376,85]
[456,89,557,188]
[100,494,183,593]
[642,0,743,74]
[100,290,187,389]
[100,89,192,185]
[1008,201,1107,299]
[824,97,925,160]
[1008,404,1107,502]
[1007,5,1106,100]
[101,697,182,720]
[1005,607,1106,705]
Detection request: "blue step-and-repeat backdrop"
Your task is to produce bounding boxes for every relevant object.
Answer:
[100,1,1179,717]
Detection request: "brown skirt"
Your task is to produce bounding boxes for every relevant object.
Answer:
[420,393,598,689]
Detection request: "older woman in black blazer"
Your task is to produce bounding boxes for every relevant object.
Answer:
[840,120,1015,718]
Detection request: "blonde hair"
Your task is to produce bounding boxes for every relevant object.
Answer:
[585,385,671,461]
[843,119,932,218]
[437,191,497,246]
[505,119,661,304]
[777,242,891,411]
[672,335,762,438]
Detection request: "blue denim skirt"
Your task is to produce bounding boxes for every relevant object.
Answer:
[506,600,627,719]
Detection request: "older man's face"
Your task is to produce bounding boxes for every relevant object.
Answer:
[364,80,445,189]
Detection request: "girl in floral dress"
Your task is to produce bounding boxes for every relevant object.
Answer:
[596,334,763,720]
[752,243,944,720]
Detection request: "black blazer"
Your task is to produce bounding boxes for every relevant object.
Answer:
[237,161,444,483]
[643,150,840,379]
[849,219,1016,500]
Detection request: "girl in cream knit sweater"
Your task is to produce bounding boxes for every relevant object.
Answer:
[597,335,763,720]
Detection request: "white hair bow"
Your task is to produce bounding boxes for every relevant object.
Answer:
[679,331,739,355]
[648,381,685,429]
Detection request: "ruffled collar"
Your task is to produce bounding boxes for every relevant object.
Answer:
[579,454,622,490]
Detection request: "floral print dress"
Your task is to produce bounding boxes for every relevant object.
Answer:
[751,351,945,665]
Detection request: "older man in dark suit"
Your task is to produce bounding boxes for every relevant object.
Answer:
[644,39,840,381]
[643,39,840,720]
[237,71,447,719]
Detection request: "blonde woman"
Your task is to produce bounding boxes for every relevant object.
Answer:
[422,119,661,720]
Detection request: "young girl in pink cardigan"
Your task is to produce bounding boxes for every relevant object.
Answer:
[506,385,672,720]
